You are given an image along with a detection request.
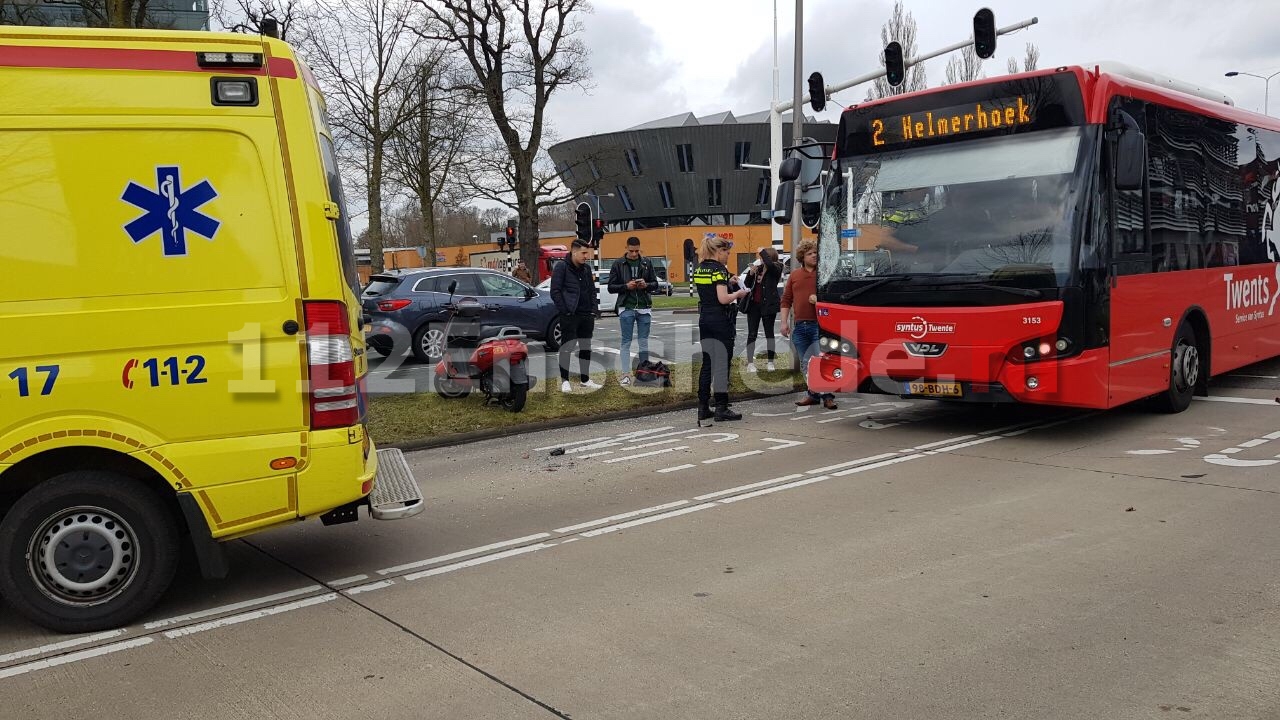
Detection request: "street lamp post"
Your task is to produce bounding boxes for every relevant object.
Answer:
[1225,70,1280,115]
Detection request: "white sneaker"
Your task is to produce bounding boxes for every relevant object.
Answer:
[560,380,572,393]
[620,374,632,386]
[580,379,603,390]
[746,363,757,373]
[767,361,776,371]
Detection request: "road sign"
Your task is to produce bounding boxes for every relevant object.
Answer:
[840,228,861,238]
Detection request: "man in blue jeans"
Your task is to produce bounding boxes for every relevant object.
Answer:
[780,239,837,408]
[607,236,659,386]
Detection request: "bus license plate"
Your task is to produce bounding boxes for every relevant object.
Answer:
[904,381,962,398]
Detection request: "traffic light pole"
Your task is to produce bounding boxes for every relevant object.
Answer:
[766,15,1039,247]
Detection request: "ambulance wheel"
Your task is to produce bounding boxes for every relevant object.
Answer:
[0,472,180,634]
[1154,322,1201,414]
[411,324,445,363]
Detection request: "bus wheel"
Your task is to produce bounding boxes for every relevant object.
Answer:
[0,472,180,634]
[1155,323,1201,413]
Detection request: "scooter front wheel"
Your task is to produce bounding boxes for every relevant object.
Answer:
[436,376,472,399]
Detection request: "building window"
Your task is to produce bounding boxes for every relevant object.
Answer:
[588,159,601,180]
[734,141,752,170]
[559,161,575,183]
[617,185,635,212]
[755,176,770,205]
[658,181,675,209]
[624,148,641,176]
[676,144,694,173]
[707,178,722,207]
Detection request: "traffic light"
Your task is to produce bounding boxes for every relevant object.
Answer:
[591,218,605,248]
[973,8,996,59]
[574,203,592,243]
[808,72,826,112]
[883,42,905,87]
[503,224,516,251]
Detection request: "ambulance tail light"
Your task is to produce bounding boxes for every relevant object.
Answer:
[305,301,359,430]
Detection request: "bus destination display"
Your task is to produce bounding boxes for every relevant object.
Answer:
[871,96,1034,148]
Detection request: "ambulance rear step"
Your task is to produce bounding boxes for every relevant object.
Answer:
[370,448,424,520]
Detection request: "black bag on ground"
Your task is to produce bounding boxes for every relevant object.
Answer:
[634,360,672,387]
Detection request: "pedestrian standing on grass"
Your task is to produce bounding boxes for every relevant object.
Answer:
[781,239,837,409]
[693,236,749,425]
[741,246,783,373]
[550,240,602,392]
[607,236,659,386]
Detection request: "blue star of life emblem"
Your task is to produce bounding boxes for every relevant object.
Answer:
[122,166,220,257]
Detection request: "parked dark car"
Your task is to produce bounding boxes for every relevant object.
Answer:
[362,268,562,362]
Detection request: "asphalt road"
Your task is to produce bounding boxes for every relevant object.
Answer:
[3,361,1280,719]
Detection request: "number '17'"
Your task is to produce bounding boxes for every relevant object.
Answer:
[9,365,60,397]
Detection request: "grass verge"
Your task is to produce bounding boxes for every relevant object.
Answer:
[650,295,699,310]
[368,358,803,446]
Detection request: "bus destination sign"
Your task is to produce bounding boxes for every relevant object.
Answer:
[871,96,1034,148]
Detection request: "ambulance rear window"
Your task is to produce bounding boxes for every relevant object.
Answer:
[318,134,360,297]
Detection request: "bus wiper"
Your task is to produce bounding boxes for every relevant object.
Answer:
[839,275,911,301]
[948,283,1043,298]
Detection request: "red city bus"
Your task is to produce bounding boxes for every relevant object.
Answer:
[805,63,1280,412]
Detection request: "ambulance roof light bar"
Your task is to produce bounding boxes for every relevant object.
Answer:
[197,52,264,68]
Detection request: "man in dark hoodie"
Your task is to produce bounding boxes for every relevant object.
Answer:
[550,240,601,392]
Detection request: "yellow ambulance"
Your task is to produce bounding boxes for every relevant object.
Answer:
[0,26,422,633]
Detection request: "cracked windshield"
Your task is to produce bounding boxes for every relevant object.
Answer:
[818,127,1084,292]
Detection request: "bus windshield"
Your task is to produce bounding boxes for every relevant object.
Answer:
[818,127,1086,294]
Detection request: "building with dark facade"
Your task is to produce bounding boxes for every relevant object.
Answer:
[548,109,837,232]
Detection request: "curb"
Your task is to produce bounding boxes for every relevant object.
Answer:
[383,389,788,453]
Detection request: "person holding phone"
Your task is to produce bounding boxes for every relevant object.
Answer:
[607,236,659,386]
[781,239,836,409]
[693,235,749,424]
[740,246,783,372]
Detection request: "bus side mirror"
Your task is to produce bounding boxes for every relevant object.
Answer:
[1115,130,1145,191]
[773,181,796,225]
[779,157,802,182]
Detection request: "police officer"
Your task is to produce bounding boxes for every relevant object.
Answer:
[693,236,748,424]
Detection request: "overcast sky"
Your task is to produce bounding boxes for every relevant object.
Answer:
[546,0,1280,146]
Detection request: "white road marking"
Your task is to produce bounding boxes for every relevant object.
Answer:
[579,503,717,537]
[404,543,553,581]
[554,500,690,534]
[806,452,901,475]
[702,450,764,464]
[1196,396,1279,406]
[695,474,806,501]
[0,629,125,664]
[603,446,689,463]
[344,580,394,596]
[377,533,551,576]
[762,438,805,451]
[143,585,322,629]
[914,435,978,450]
[0,638,154,680]
[1229,373,1279,379]
[657,464,697,473]
[164,594,337,639]
[534,436,612,452]
[327,574,369,587]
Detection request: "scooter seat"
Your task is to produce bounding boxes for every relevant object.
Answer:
[477,325,525,340]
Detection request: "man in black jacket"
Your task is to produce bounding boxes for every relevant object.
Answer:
[606,236,660,386]
[550,240,601,392]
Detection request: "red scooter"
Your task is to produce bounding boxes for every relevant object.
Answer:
[432,281,530,412]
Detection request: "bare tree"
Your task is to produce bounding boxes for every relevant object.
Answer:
[945,45,984,85]
[210,0,303,40]
[387,51,480,266]
[1023,43,1040,72]
[302,0,425,274]
[1006,42,1040,75]
[866,1,926,100]
[414,0,590,273]
[3,1,170,27]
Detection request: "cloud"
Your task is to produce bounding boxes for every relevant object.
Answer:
[544,4,688,143]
